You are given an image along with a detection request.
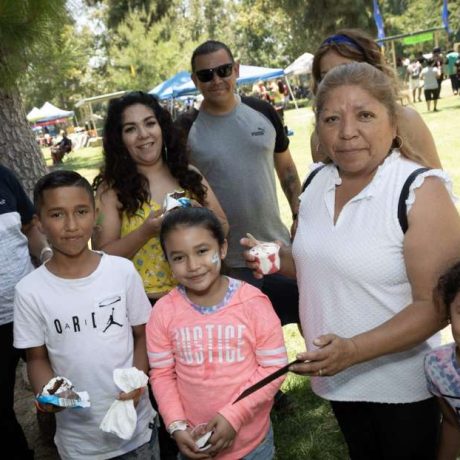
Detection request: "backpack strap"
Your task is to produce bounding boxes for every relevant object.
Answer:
[301,165,326,194]
[398,167,430,233]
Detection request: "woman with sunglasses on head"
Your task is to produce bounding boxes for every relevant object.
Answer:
[310,29,442,169]
[92,91,228,304]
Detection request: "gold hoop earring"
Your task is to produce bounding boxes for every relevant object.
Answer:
[393,135,404,150]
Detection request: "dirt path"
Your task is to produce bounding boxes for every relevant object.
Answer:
[14,360,59,460]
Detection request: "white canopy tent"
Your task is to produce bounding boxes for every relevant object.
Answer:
[26,107,46,122]
[284,52,314,76]
[26,102,74,124]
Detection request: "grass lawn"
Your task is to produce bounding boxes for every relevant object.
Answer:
[44,89,460,459]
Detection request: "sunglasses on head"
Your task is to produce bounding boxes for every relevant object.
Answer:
[195,63,234,83]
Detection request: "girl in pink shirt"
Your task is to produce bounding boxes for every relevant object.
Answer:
[146,207,287,460]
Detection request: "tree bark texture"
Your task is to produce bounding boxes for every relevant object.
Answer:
[0,85,47,196]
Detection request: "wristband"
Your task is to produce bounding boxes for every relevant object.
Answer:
[40,247,53,263]
[167,420,188,436]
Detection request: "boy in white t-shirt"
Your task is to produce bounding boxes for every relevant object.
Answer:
[13,170,159,460]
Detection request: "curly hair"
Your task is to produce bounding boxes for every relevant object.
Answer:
[436,261,460,320]
[311,29,397,95]
[93,91,207,216]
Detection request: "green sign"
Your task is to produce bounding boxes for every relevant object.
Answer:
[402,32,433,45]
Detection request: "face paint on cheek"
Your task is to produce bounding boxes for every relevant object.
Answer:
[211,252,220,265]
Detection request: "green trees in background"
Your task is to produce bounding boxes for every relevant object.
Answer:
[17,0,460,117]
[0,0,68,189]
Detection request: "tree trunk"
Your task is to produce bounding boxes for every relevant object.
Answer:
[0,85,47,196]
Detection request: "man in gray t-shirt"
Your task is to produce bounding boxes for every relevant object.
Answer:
[179,40,301,326]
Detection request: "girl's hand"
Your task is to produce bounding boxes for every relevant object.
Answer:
[117,387,145,408]
[289,335,359,377]
[206,414,236,456]
[174,430,212,460]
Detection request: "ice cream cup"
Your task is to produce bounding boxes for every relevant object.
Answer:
[248,242,280,275]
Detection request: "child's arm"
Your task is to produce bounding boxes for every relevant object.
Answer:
[147,303,212,458]
[26,345,63,413]
[26,345,54,394]
[117,324,149,406]
[146,299,187,425]
[132,324,149,374]
[437,397,460,460]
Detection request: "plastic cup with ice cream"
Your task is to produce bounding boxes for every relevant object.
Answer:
[248,241,281,275]
[191,423,212,451]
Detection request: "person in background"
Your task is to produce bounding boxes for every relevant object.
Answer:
[432,47,444,99]
[445,48,459,95]
[421,59,441,112]
[425,260,460,460]
[147,207,287,460]
[243,62,460,459]
[310,28,442,169]
[406,58,423,103]
[0,164,51,459]
[50,130,72,165]
[14,170,159,460]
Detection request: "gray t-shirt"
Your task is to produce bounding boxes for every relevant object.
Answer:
[188,95,291,267]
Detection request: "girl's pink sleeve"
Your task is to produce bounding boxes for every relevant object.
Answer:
[146,298,186,427]
[218,295,288,431]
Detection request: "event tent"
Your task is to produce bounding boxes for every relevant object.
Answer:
[284,52,314,76]
[171,64,285,98]
[39,102,74,121]
[149,71,191,99]
[27,102,74,125]
[26,107,46,123]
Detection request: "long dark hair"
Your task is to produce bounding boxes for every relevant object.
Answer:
[93,91,206,216]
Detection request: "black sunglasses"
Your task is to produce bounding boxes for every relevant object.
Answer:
[195,63,234,83]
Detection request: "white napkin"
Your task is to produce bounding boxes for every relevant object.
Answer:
[99,367,149,440]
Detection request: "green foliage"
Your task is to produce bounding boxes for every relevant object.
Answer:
[0,0,67,87]
[20,23,96,110]
[270,0,375,57]
[105,8,197,91]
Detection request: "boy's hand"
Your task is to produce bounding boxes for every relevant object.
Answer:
[35,400,65,413]
[206,414,236,456]
[117,387,145,408]
[174,430,212,459]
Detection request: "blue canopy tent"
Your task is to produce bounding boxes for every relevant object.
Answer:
[149,71,191,100]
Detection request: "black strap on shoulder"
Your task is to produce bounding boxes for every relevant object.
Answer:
[398,167,430,233]
[301,165,326,193]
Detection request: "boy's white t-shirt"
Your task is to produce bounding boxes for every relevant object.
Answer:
[14,253,155,460]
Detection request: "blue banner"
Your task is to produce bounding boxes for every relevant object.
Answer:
[373,0,385,40]
[442,0,451,34]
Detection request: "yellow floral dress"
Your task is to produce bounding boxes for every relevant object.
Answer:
[120,198,179,296]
